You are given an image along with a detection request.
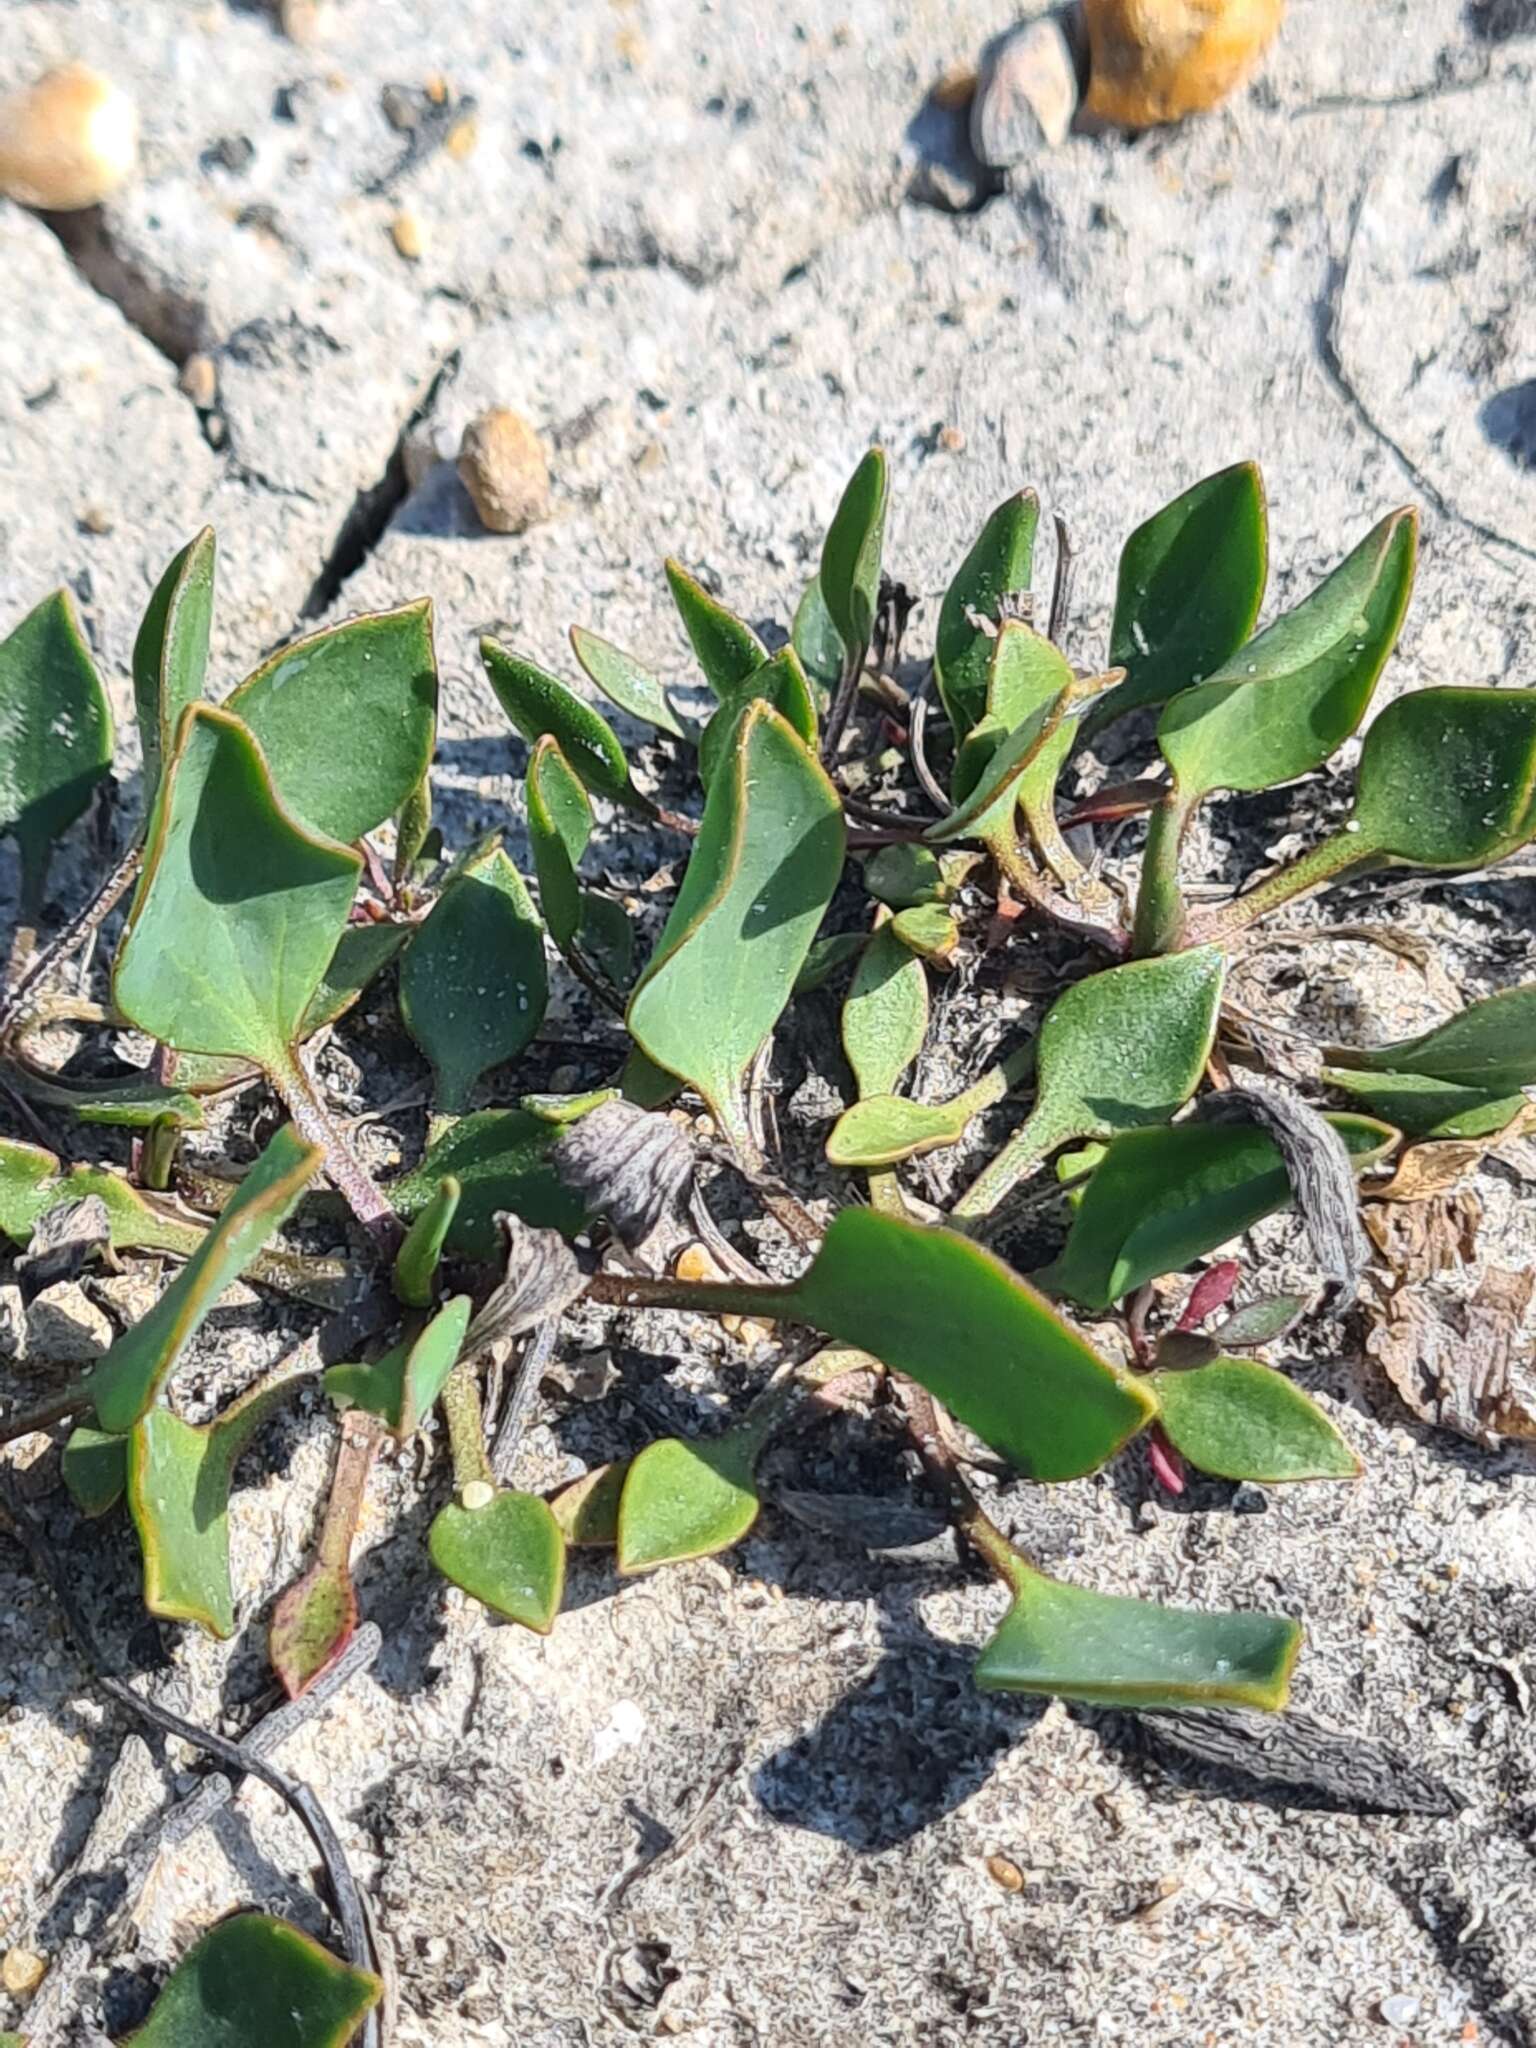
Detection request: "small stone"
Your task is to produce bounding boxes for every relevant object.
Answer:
[26,1281,113,1365]
[424,73,450,104]
[78,503,113,536]
[92,1268,166,1327]
[380,84,420,132]
[460,1480,496,1511]
[1082,0,1285,129]
[278,0,323,44]
[937,424,966,453]
[457,408,551,535]
[1378,1993,1421,2027]
[1231,1481,1269,1514]
[972,18,1082,165]
[1,1946,46,1997]
[389,210,426,261]
[445,113,479,161]
[179,352,218,409]
[0,1283,26,1364]
[0,64,139,211]
[986,1853,1025,1892]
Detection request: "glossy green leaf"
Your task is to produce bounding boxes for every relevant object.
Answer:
[324,1295,471,1436]
[523,1085,621,1125]
[1035,1113,1398,1312]
[0,1136,205,1259]
[394,767,433,880]
[570,623,692,739]
[527,733,592,951]
[578,889,635,987]
[0,588,114,908]
[1085,463,1267,738]
[889,902,959,964]
[550,1460,627,1546]
[974,1560,1299,1710]
[88,1125,322,1431]
[1212,1292,1312,1348]
[125,1912,379,2048]
[792,930,867,995]
[664,558,766,704]
[953,947,1225,1219]
[62,1424,129,1516]
[1348,686,1536,869]
[69,1079,205,1131]
[390,1109,586,1258]
[617,1433,759,1574]
[1320,1066,1523,1140]
[698,645,817,790]
[1158,508,1417,801]
[428,1487,565,1630]
[227,600,437,843]
[113,705,361,1072]
[133,527,215,812]
[843,920,928,1099]
[785,1209,1155,1479]
[1326,983,1536,1093]
[863,842,946,909]
[791,572,844,704]
[627,701,845,1146]
[392,1177,461,1307]
[1148,1357,1359,1481]
[925,676,1067,849]
[933,489,1039,738]
[129,1372,298,1637]
[399,842,547,1114]
[818,448,887,661]
[481,638,636,805]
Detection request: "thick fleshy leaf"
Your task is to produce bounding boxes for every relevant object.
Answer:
[1326,984,1536,1093]
[1321,1066,1523,1141]
[626,701,845,1146]
[1351,686,1536,869]
[1149,1357,1360,1481]
[786,1209,1154,1480]
[570,623,692,739]
[129,1372,298,1637]
[62,1424,129,1515]
[0,588,114,906]
[399,842,547,1114]
[974,1561,1300,1709]
[133,528,215,812]
[954,947,1225,1219]
[428,1487,565,1630]
[791,572,844,704]
[481,639,636,805]
[925,679,1067,849]
[303,921,410,1037]
[392,1177,461,1307]
[88,1125,322,1431]
[324,1295,471,1437]
[390,1109,586,1258]
[863,842,946,909]
[1035,1114,1398,1312]
[933,489,1039,738]
[269,1407,378,1699]
[843,920,928,1099]
[617,1433,759,1574]
[793,930,867,995]
[113,705,361,1071]
[69,1080,205,1130]
[825,1091,974,1169]
[890,902,959,965]
[527,732,592,951]
[698,645,817,790]
[550,1460,627,1546]
[1158,508,1417,801]
[1085,463,1267,738]
[0,1137,201,1257]
[956,617,1073,800]
[664,558,766,702]
[818,448,887,660]
[227,601,437,843]
[125,1912,379,2048]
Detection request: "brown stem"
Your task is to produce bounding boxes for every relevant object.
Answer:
[898,1380,1024,1589]
[990,834,1129,955]
[0,1380,96,1447]
[441,1359,495,1492]
[268,1045,401,1254]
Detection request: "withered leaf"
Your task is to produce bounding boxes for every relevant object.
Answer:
[1369,1102,1536,1203]
[1363,1190,1481,1286]
[1365,1265,1535,1446]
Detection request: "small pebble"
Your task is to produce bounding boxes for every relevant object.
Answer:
[390,210,425,261]
[445,113,479,161]
[986,1853,1025,1892]
[424,73,449,104]
[1,1946,46,1997]
[380,84,419,132]
[0,64,138,211]
[0,1282,26,1364]
[178,352,218,409]
[278,0,323,44]
[972,17,1082,164]
[78,503,113,536]
[1378,1993,1421,2027]
[457,408,551,535]
[26,1281,113,1365]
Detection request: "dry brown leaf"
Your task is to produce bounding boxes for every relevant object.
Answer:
[1368,1102,1536,1203]
[1365,1266,1535,1446]
[1363,1191,1481,1286]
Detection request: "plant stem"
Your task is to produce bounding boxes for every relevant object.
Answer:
[441,1361,495,1493]
[821,642,869,764]
[0,840,141,1034]
[0,1380,96,1447]
[900,1381,1027,1592]
[1131,789,1196,956]
[1192,831,1377,946]
[269,1045,401,1253]
[990,833,1129,955]
[585,1267,794,1321]
[950,1101,1073,1222]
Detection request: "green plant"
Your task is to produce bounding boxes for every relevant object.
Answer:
[6,453,1523,2036]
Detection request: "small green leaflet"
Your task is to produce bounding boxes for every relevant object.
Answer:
[1148,1357,1359,1481]
[325,1296,471,1437]
[1326,982,1536,1094]
[0,587,114,911]
[0,1135,204,1258]
[933,489,1039,738]
[818,448,887,662]
[390,1109,586,1258]
[228,600,438,843]
[842,918,929,1099]
[429,1488,565,1631]
[393,1177,461,1306]
[1321,1067,1524,1141]
[697,645,817,789]
[133,527,215,813]
[481,638,637,806]
[570,623,692,739]
[664,557,766,701]
[627,701,845,1148]
[125,1913,379,2048]
[791,572,844,704]
[617,1434,760,1574]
